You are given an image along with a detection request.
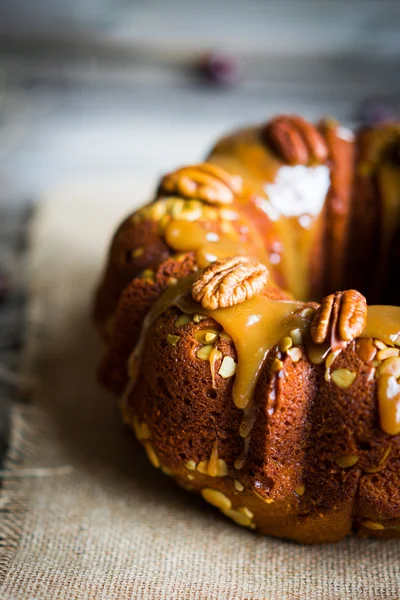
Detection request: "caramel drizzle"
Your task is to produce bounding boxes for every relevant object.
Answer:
[196,295,303,410]
[361,305,400,345]
[163,216,269,269]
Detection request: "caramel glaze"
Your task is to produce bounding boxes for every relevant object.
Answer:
[207,127,331,301]
[163,212,269,269]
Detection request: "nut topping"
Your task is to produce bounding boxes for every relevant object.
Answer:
[311,290,367,350]
[192,256,269,310]
[158,162,243,206]
[263,115,329,165]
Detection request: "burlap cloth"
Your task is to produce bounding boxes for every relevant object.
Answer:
[1,185,399,599]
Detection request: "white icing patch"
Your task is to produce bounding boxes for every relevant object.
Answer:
[336,126,354,142]
[263,165,330,218]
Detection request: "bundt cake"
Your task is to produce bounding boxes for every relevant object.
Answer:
[94,115,400,544]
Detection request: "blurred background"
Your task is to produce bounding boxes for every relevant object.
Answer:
[0,0,400,202]
[0,0,400,447]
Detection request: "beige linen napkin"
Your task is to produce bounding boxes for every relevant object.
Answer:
[0,183,399,599]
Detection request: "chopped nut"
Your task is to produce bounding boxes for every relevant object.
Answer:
[193,313,207,323]
[311,290,367,349]
[377,348,399,361]
[194,329,219,344]
[166,334,180,347]
[205,332,218,343]
[215,459,229,477]
[144,442,160,469]
[178,206,203,222]
[132,247,144,258]
[221,508,253,527]
[361,520,384,531]
[238,506,253,519]
[331,369,357,389]
[279,336,293,352]
[218,356,237,378]
[290,328,303,346]
[192,256,269,310]
[374,339,387,350]
[175,314,192,327]
[335,454,359,468]
[208,442,220,477]
[234,480,244,492]
[380,444,392,464]
[186,460,197,471]
[171,198,185,219]
[149,200,167,222]
[271,358,284,373]
[201,488,232,510]
[196,457,227,477]
[301,307,315,319]
[207,443,228,477]
[287,347,302,362]
[196,460,209,474]
[197,345,214,360]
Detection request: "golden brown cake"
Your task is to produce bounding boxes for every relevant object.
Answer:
[94,115,400,543]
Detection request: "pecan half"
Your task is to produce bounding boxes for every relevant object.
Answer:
[192,256,269,310]
[263,115,329,165]
[310,290,367,349]
[158,163,243,206]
